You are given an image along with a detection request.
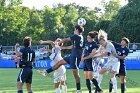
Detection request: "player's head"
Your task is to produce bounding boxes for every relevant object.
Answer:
[121,37,129,46]
[74,25,84,35]
[98,30,108,46]
[23,36,32,47]
[55,38,63,46]
[87,31,98,42]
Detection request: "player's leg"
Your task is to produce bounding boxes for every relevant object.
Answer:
[119,64,126,93]
[26,68,33,93]
[55,82,61,93]
[70,56,81,93]
[120,75,125,93]
[17,69,26,93]
[26,83,32,93]
[46,59,67,73]
[17,82,23,93]
[110,62,120,93]
[86,61,102,93]
[61,81,67,93]
[84,71,92,93]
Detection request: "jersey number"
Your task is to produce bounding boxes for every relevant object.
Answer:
[27,53,32,61]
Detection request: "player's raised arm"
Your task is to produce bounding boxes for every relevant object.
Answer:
[15,43,22,57]
[59,37,71,43]
[39,40,55,47]
[60,45,73,50]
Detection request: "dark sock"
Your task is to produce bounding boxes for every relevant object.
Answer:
[28,92,33,93]
[109,82,113,92]
[76,82,81,90]
[121,83,125,93]
[86,79,91,93]
[91,78,100,90]
[18,90,23,93]
[46,68,53,73]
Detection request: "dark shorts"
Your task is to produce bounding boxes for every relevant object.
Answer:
[83,59,94,71]
[17,67,33,84]
[64,55,81,69]
[117,64,126,76]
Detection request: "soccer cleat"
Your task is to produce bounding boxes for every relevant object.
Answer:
[37,70,48,76]
[94,88,103,93]
[76,90,82,93]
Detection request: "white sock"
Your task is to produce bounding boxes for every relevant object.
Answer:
[56,88,61,93]
[61,85,67,93]
[97,74,103,87]
[111,77,118,93]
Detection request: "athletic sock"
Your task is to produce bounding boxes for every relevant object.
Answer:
[91,78,100,90]
[109,80,113,92]
[46,67,54,73]
[62,85,67,93]
[121,83,125,93]
[97,74,103,87]
[18,90,23,93]
[76,82,81,91]
[111,77,118,93]
[86,79,91,93]
[56,88,61,93]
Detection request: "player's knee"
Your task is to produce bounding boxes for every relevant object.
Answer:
[120,76,125,83]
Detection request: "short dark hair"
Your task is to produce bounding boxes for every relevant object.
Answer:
[88,31,98,38]
[23,36,32,47]
[74,25,84,33]
[122,37,130,44]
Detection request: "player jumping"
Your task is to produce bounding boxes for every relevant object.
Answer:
[39,25,84,93]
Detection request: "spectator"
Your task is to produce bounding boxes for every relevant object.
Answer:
[132,42,137,52]
[0,45,3,53]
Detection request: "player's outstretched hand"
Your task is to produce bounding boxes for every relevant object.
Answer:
[37,69,48,77]
[39,40,43,44]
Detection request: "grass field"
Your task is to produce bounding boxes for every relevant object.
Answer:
[0,68,140,93]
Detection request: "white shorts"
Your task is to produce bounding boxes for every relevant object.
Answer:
[54,65,66,83]
[102,58,120,73]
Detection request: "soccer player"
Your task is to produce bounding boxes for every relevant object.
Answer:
[15,43,20,68]
[109,37,129,93]
[80,31,102,93]
[15,36,35,93]
[39,38,67,93]
[39,25,84,93]
[96,30,120,93]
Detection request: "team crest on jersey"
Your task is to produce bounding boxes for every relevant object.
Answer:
[90,45,92,47]
[122,50,125,53]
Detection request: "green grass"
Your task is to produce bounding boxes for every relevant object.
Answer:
[0,68,140,93]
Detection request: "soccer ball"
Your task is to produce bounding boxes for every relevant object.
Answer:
[77,18,86,26]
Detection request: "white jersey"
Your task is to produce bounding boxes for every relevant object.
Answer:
[102,42,120,72]
[49,45,66,83]
[105,42,118,63]
[49,45,63,62]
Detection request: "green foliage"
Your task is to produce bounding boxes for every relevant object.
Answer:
[0,0,139,46]
[108,0,140,42]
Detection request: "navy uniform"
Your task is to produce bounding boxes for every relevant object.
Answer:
[17,47,35,84]
[64,34,84,69]
[112,42,129,76]
[83,41,98,71]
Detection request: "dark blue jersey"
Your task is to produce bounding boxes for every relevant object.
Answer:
[70,34,84,56]
[112,41,129,65]
[19,47,35,68]
[84,41,98,57]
